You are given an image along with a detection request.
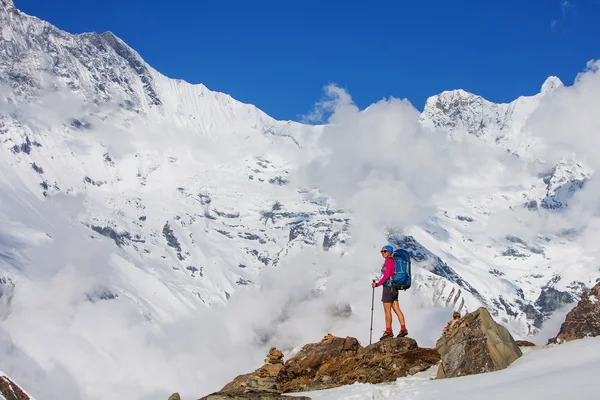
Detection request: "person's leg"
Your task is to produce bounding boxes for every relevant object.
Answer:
[391,301,406,327]
[380,287,394,339]
[391,287,407,336]
[383,302,393,330]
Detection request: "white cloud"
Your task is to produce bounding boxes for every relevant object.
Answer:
[301,83,354,124]
[561,0,574,17]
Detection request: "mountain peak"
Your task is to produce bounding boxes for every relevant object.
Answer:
[541,76,564,94]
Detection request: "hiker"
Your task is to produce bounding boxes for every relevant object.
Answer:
[371,245,408,340]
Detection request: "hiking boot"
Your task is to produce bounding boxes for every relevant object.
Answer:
[397,329,408,338]
[379,331,394,341]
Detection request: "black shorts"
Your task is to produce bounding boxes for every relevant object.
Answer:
[382,286,399,303]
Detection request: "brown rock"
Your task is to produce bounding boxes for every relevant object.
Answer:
[515,340,536,347]
[278,336,360,387]
[266,347,284,364]
[436,307,522,379]
[219,347,286,395]
[442,311,462,335]
[0,375,31,400]
[200,393,311,400]
[548,282,600,344]
[322,333,336,341]
[168,394,181,400]
[219,372,254,394]
[290,338,439,392]
[208,334,440,397]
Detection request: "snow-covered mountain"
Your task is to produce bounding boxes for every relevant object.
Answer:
[1,0,599,398]
[1,0,344,311]
[420,76,563,157]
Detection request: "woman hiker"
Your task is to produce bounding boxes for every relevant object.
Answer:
[371,245,408,340]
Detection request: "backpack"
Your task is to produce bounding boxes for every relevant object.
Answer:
[391,249,412,290]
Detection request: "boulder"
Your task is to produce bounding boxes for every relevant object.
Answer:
[548,281,600,344]
[209,333,440,396]
[168,394,181,400]
[436,307,522,378]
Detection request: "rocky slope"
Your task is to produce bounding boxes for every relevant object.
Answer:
[204,334,439,397]
[549,281,600,344]
[0,370,33,400]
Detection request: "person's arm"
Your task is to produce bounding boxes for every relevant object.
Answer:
[375,258,395,287]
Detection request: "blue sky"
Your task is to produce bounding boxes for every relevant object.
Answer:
[16,0,600,121]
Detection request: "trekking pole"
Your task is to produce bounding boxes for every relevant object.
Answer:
[369,280,375,345]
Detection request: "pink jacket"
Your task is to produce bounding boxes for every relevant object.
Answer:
[375,258,395,287]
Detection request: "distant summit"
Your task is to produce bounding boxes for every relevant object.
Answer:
[541,76,564,94]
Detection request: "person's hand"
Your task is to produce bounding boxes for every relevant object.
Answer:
[371,281,377,288]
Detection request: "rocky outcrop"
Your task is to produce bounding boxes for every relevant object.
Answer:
[0,374,32,400]
[515,340,536,347]
[168,394,180,400]
[206,334,439,397]
[436,307,522,378]
[217,347,285,395]
[200,394,310,400]
[548,282,600,344]
[245,348,285,394]
[279,335,439,393]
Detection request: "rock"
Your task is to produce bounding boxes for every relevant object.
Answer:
[278,336,360,390]
[515,340,536,347]
[168,393,181,400]
[442,311,462,334]
[244,374,281,394]
[211,335,440,396]
[548,282,600,344]
[219,347,286,395]
[200,393,311,400]
[266,347,284,364]
[436,307,522,379]
[0,374,32,400]
[285,337,439,392]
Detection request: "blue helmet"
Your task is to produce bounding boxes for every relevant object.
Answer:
[381,245,393,254]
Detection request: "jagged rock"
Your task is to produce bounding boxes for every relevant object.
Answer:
[91,225,131,247]
[442,311,462,334]
[436,307,522,379]
[548,282,600,344]
[213,335,439,396]
[0,374,32,400]
[220,347,286,395]
[168,393,181,400]
[266,347,284,364]
[515,340,536,347]
[281,337,439,392]
[200,393,311,400]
